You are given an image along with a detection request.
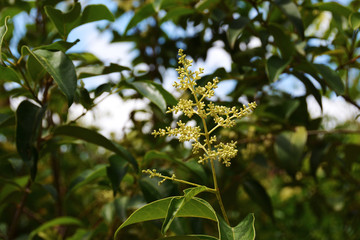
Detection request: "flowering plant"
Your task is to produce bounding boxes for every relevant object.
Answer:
[115,50,257,240]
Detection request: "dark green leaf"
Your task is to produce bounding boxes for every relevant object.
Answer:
[349,12,360,29]
[195,0,221,12]
[160,7,195,24]
[315,2,352,18]
[16,100,46,180]
[95,83,113,97]
[265,55,290,82]
[293,72,322,110]
[0,65,20,83]
[243,179,274,220]
[0,16,10,64]
[53,125,138,170]
[67,165,107,195]
[274,0,304,39]
[106,155,128,195]
[26,54,46,82]
[274,126,307,177]
[22,47,77,106]
[125,3,155,34]
[114,197,217,239]
[77,63,130,79]
[130,80,167,112]
[313,64,344,95]
[45,3,81,38]
[218,213,255,240]
[227,17,249,49]
[29,217,82,240]
[80,4,115,24]
[152,82,178,106]
[36,39,80,52]
[0,113,15,128]
[78,87,93,109]
[268,24,294,60]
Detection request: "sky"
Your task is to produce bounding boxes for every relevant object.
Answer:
[8,0,360,138]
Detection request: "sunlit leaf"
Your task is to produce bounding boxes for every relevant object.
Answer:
[53,125,138,170]
[80,4,115,24]
[0,16,10,64]
[349,12,360,29]
[195,0,221,12]
[36,39,80,52]
[29,217,82,240]
[0,65,20,83]
[130,80,167,112]
[315,2,352,18]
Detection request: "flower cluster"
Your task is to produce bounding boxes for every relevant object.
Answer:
[142,169,176,185]
[152,49,257,167]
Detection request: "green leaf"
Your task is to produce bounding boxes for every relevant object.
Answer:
[77,63,130,79]
[114,197,217,239]
[67,165,107,195]
[26,54,47,82]
[29,217,82,240]
[227,17,249,49]
[77,87,93,109]
[152,82,178,107]
[158,235,218,240]
[0,16,10,64]
[195,0,221,12]
[268,24,294,60]
[243,179,274,220]
[45,3,81,38]
[349,12,360,29]
[218,213,255,240]
[162,186,208,234]
[22,46,77,106]
[153,0,163,12]
[274,126,307,177]
[313,64,344,95]
[45,3,114,38]
[80,4,115,24]
[315,2,352,18]
[16,100,46,180]
[106,155,128,195]
[53,125,138,170]
[160,7,195,24]
[130,80,167,112]
[293,72,322,110]
[265,55,290,82]
[0,65,20,83]
[36,39,80,52]
[274,0,304,39]
[125,3,155,34]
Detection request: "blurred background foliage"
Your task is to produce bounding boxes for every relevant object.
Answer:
[1,0,360,239]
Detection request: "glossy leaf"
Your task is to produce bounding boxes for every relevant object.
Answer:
[53,125,138,170]
[22,47,77,106]
[0,16,10,64]
[349,12,360,29]
[16,100,46,180]
[130,80,167,112]
[227,17,249,49]
[274,0,304,39]
[29,217,82,240]
[162,186,208,234]
[266,55,290,82]
[218,213,255,240]
[114,197,217,239]
[313,64,344,95]
[125,3,155,34]
[106,155,128,195]
[274,126,307,177]
[243,179,274,220]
